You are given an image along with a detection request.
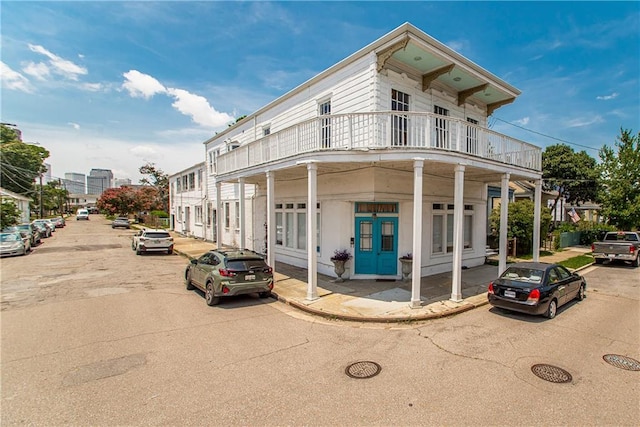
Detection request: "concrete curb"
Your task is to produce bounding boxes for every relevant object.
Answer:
[271,290,490,323]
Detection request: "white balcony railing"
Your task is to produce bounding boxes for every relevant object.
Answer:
[216,112,542,175]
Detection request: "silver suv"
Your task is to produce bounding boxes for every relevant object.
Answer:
[132,228,174,255]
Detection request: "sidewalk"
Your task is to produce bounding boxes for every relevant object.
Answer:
[169,231,593,323]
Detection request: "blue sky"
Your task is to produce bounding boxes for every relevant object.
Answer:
[2,1,638,184]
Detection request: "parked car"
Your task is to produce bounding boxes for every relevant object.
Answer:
[184,249,274,306]
[31,221,51,238]
[0,232,28,257]
[487,262,586,319]
[32,219,53,237]
[112,217,131,229]
[51,216,66,228]
[1,228,31,253]
[3,224,38,246]
[591,231,640,267]
[88,207,99,214]
[131,228,173,255]
[76,209,89,220]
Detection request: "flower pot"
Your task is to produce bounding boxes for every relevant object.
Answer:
[399,258,412,281]
[331,259,347,282]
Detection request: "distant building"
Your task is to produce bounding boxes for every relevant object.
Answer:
[87,169,113,195]
[43,163,53,184]
[115,178,132,187]
[63,173,86,194]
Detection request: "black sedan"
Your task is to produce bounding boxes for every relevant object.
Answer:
[487,262,586,319]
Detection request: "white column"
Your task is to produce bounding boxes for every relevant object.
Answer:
[238,177,245,249]
[216,181,222,249]
[499,173,510,275]
[410,159,424,309]
[266,171,275,270]
[306,162,318,301]
[533,179,542,262]
[451,164,465,302]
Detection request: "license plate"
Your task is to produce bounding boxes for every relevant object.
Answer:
[245,274,255,281]
[504,290,516,298]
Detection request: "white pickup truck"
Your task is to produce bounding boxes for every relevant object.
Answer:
[591,231,640,267]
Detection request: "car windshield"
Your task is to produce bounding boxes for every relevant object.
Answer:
[500,267,544,284]
[0,233,20,242]
[226,258,268,271]
[115,218,129,221]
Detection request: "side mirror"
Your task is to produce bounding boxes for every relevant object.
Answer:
[190,259,197,265]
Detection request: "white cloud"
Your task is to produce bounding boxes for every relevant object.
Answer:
[166,87,234,128]
[81,82,103,92]
[130,145,160,160]
[514,117,530,126]
[22,61,50,81]
[121,69,166,99]
[445,40,465,52]
[0,61,34,93]
[566,115,604,128]
[596,92,619,101]
[28,44,87,80]
[67,122,80,130]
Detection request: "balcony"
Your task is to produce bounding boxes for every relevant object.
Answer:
[216,112,541,176]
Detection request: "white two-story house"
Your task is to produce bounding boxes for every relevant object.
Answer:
[205,22,544,307]
[169,162,208,238]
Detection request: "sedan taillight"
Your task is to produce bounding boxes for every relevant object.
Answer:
[488,282,494,294]
[527,288,540,304]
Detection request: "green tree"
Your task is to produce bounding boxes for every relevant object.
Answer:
[139,162,169,212]
[0,125,50,196]
[542,144,599,223]
[34,181,69,216]
[0,197,21,229]
[598,128,640,230]
[490,199,552,256]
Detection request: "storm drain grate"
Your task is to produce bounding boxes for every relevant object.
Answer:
[603,354,640,371]
[531,364,572,383]
[345,361,381,379]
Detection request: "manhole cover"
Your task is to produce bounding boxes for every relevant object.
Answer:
[345,361,381,379]
[603,354,640,371]
[531,364,572,383]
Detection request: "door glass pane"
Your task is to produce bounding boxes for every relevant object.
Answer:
[276,213,283,245]
[464,214,473,249]
[446,213,454,253]
[432,215,443,253]
[297,212,306,249]
[359,221,373,252]
[285,212,293,248]
[380,221,394,252]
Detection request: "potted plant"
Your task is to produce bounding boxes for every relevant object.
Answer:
[399,253,413,281]
[330,249,352,282]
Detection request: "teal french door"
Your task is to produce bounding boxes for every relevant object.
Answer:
[354,216,398,275]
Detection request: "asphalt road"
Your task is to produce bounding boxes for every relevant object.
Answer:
[1,217,639,426]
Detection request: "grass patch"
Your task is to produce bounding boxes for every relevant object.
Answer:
[559,254,594,270]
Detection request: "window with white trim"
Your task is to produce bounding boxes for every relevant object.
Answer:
[319,100,331,148]
[195,206,203,224]
[275,202,321,252]
[224,202,230,228]
[434,105,449,148]
[392,89,410,146]
[197,169,203,189]
[188,172,195,190]
[432,203,474,254]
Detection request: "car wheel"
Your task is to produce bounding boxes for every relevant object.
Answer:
[635,256,640,268]
[167,248,173,255]
[576,283,586,301]
[258,291,271,299]
[205,282,220,306]
[185,270,195,290]
[544,299,557,319]
[135,247,141,255]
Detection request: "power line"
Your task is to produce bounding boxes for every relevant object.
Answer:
[493,117,601,152]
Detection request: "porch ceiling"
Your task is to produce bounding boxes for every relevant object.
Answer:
[240,159,533,188]
[377,34,518,114]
